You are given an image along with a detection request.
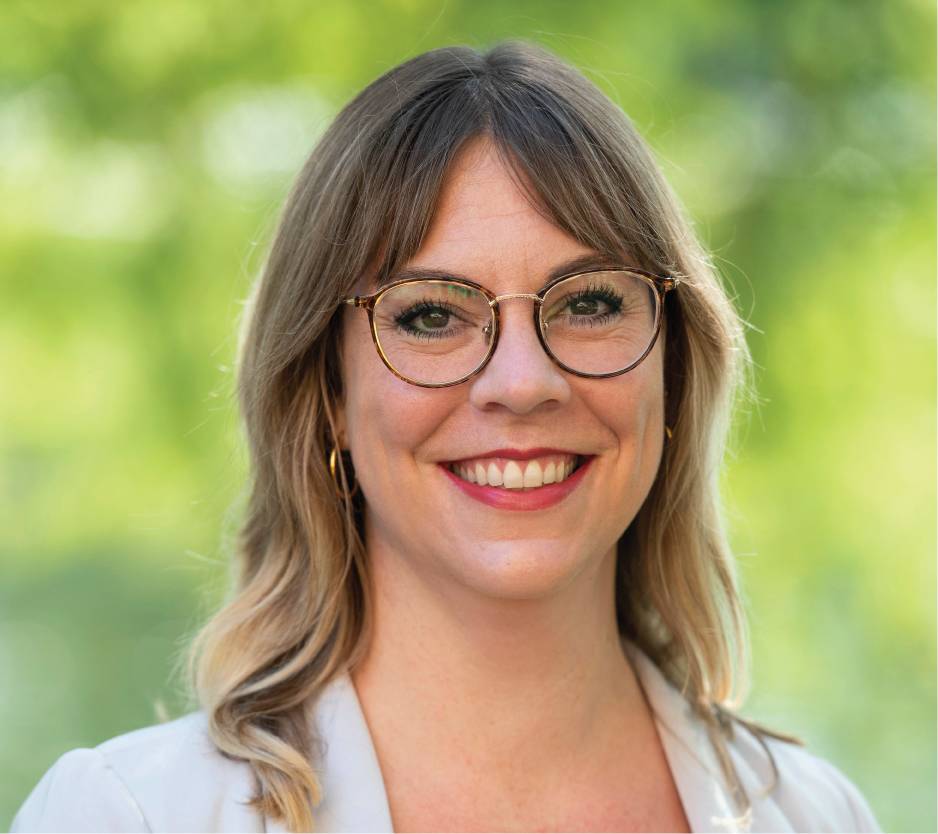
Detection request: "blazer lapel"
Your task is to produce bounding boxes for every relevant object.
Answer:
[623,639,750,833]
[266,672,394,833]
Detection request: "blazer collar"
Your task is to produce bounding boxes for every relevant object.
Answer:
[268,640,748,833]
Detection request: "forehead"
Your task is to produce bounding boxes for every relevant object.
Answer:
[419,138,596,277]
[368,137,632,294]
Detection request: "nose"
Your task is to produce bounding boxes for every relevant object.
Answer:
[467,299,571,414]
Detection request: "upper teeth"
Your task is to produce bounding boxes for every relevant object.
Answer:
[450,455,580,489]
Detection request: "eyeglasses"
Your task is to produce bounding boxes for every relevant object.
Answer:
[341,266,680,388]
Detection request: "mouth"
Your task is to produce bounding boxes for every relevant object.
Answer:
[444,453,590,491]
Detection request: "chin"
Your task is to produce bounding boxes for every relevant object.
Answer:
[445,537,596,601]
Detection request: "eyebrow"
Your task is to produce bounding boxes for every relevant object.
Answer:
[376,252,622,292]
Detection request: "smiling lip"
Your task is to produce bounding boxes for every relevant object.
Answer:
[439,455,594,511]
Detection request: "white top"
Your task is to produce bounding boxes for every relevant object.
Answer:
[10,641,880,833]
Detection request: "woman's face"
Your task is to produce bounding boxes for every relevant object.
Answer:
[337,136,666,600]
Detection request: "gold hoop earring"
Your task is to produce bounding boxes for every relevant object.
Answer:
[665,425,673,441]
[328,445,359,499]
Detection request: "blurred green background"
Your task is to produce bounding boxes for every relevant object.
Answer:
[2,1,934,830]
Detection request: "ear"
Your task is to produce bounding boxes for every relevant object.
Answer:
[330,332,350,450]
[333,397,348,449]
[324,311,350,449]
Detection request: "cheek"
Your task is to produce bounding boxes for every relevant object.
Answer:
[609,342,664,415]
[630,352,667,484]
[340,322,454,469]
[592,348,665,480]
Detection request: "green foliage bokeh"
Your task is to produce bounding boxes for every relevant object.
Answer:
[2,2,934,831]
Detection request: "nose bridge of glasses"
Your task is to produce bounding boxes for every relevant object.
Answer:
[489,291,542,307]
[483,291,547,349]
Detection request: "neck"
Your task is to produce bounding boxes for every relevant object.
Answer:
[349,534,646,777]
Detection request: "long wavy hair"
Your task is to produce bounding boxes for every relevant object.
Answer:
[185,40,801,832]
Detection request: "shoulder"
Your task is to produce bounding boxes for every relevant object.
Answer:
[726,717,881,833]
[10,712,267,833]
[621,638,880,833]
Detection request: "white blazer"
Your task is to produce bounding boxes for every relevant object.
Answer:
[10,641,880,833]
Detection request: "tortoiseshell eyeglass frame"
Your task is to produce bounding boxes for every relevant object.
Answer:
[340,266,681,388]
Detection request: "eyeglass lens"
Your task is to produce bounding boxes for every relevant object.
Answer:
[371,271,658,386]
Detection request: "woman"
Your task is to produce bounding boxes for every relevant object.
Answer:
[12,41,879,833]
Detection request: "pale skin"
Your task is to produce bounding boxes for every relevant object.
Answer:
[336,136,689,832]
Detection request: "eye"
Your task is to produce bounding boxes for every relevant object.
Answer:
[394,301,464,340]
[568,295,607,316]
[546,282,625,325]
[400,305,451,331]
